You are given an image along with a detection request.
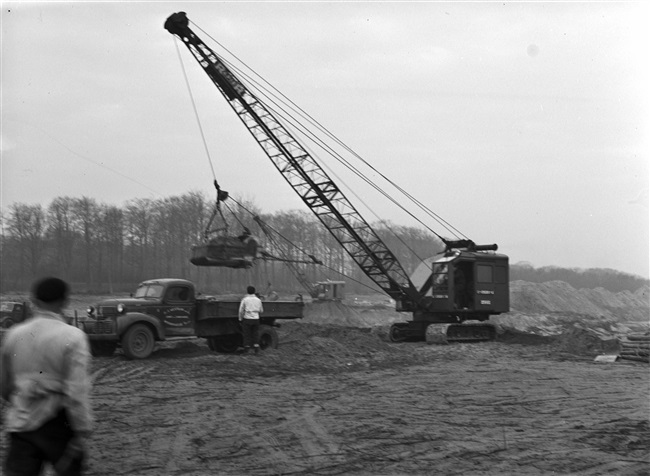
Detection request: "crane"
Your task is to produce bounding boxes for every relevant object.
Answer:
[164,12,509,343]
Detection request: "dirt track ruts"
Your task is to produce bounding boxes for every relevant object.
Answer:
[54,333,650,476]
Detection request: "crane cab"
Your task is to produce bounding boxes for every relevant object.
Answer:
[427,251,509,316]
[409,248,509,319]
[391,249,509,343]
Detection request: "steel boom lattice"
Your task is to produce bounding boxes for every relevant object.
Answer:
[165,13,419,302]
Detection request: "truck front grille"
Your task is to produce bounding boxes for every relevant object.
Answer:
[84,319,115,335]
[98,306,117,318]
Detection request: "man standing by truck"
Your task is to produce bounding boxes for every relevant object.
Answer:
[239,285,264,354]
[1,277,93,475]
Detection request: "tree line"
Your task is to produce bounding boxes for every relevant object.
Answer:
[3,194,646,296]
[0,193,442,296]
[510,262,648,294]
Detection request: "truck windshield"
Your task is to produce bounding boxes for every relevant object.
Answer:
[134,284,165,299]
[0,302,15,312]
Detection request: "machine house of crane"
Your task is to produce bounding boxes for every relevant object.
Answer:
[391,244,509,343]
[427,251,509,314]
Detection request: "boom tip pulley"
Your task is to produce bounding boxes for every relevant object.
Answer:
[164,12,189,36]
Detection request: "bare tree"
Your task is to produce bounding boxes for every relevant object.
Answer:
[1,193,446,295]
[6,203,46,285]
[47,197,77,279]
[72,197,100,288]
[124,198,155,280]
[97,204,124,293]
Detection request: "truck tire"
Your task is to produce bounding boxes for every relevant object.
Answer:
[259,325,278,350]
[122,323,155,360]
[2,318,14,329]
[91,341,117,357]
[210,335,240,353]
[206,337,216,351]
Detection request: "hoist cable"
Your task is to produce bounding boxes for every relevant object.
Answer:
[192,26,465,242]
[221,200,248,231]
[298,139,429,263]
[173,36,218,183]
[194,25,467,244]
[219,60,450,261]
[214,50,457,247]
[227,196,374,289]
[228,196,315,260]
[175,36,236,239]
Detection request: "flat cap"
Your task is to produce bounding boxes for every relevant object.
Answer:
[32,277,69,303]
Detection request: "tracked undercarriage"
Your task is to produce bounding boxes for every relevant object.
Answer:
[389,320,497,345]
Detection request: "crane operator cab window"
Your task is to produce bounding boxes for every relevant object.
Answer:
[432,263,449,294]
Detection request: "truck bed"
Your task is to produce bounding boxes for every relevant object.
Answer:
[195,298,304,320]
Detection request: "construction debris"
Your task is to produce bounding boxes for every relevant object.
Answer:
[619,333,650,363]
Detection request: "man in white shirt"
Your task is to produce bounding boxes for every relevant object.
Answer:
[1,277,93,476]
[238,285,264,354]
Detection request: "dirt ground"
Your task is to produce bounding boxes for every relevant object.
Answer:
[1,295,649,475]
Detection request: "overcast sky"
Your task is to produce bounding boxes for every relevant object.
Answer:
[1,2,649,279]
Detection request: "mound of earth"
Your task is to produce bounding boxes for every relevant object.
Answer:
[303,300,401,327]
[268,322,424,372]
[553,326,621,355]
[510,280,649,321]
[2,279,648,359]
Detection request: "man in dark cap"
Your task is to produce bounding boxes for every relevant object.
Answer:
[1,277,93,476]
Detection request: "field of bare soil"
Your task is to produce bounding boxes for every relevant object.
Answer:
[1,282,649,475]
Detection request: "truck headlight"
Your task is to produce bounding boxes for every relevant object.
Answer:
[87,306,95,316]
[117,303,126,314]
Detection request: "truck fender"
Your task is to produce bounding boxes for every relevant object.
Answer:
[116,313,166,341]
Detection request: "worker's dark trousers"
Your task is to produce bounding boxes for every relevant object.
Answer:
[241,318,260,349]
[4,410,84,476]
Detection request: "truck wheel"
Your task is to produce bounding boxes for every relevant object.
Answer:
[206,337,216,351]
[259,325,278,350]
[2,318,14,329]
[122,324,155,360]
[91,341,117,357]
[211,335,240,353]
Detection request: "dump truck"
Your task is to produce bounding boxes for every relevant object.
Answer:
[82,278,303,359]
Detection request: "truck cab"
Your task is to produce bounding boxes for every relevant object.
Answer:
[130,279,196,336]
[84,278,197,358]
[1,301,30,329]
